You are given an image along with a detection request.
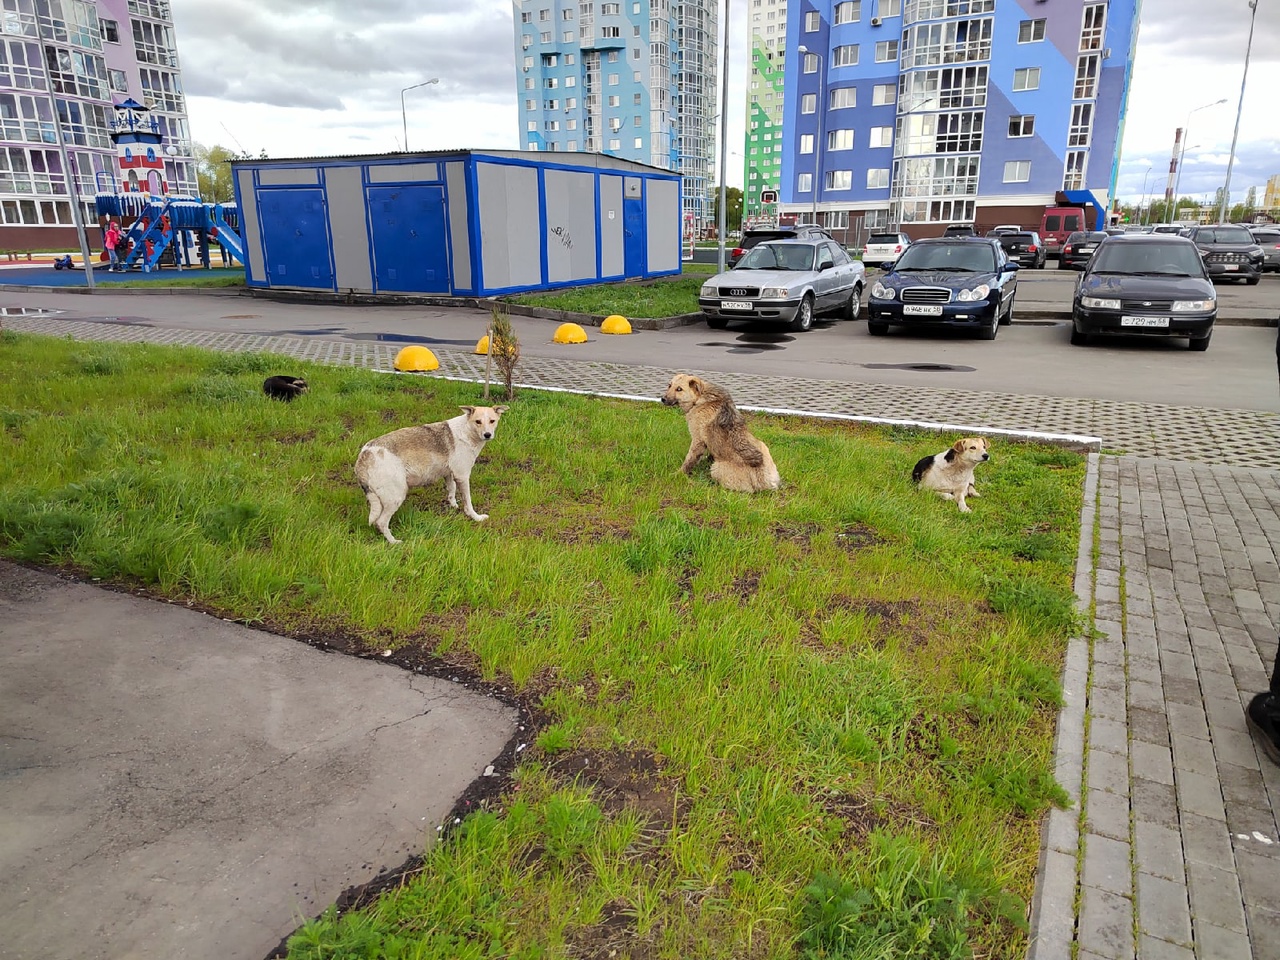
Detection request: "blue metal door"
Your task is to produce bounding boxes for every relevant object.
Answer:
[368,185,449,293]
[259,189,333,289]
[623,198,645,278]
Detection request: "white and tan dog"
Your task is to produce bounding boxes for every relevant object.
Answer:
[912,437,990,512]
[355,405,506,543]
[660,374,781,493]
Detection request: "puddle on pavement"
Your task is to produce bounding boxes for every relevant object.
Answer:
[862,362,976,372]
[220,314,261,320]
[697,330,795,353]
[342,332,477,346]
[0,306,63,316]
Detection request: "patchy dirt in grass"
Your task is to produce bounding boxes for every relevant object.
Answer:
[549,746,683,832]
[812,788,938,841]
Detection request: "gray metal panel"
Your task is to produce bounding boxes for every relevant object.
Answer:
[599,175,623,278]
[368,162,440,184]
[324,165,373,293]
[445,161,471,293]
[477,161,540,290]
[257,168,320,186]
[237,169,266,281]
[645,178,680,273]
[542,169,599,283]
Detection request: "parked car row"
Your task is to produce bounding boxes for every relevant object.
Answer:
[698,231,1243,353]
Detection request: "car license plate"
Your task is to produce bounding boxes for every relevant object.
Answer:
[1120,316,1170,327]
[1222,264,1239,271]
[1080,245,1096,252]
[721,300,753,310]
[903,304,943,317]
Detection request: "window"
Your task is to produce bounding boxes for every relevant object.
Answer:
[601,25,620,37]
[832,44,858,67]
[608,73,618,85]
[874,0,901,16]
[527,120,537,131]
[875,40,898,62]
[608,94,620,106]
[799,134,813,154]
[827,129,854,150]
[525,98,537,110]
[545,98,559,109]
[834,1,860,24]
[1063,151,1087,189]
[867,168,890,189]
[108,67,127,93]
[1013,67,1040,91]
[565,75,575,86]
[601,2,620,12]
[540,31,552,42]
[563,30,573,41]
[634,137,643,148]
[523,56,533,69]
[609,138,620,150]
[805,11,820,30]
[1081,3,1106,51]
[1018,19,1045,43]
[521,11,532,23]
[872,84,894,106]
[545,120,559,131]
[568,141,578,151]
[1068,102,1093,147]
[801,93,816,114]
[824,170,852,190]
[539,8,550,20]
[101,18,119,43]
[1073,55,1099,98]
[803,53,818,73]
[798,173,813,192]
[525,78,535,89]
[869,126,892,147]
[562,8,573,18]
[1003,160,1030,183]
[633,93,642,104]
[522,35,532,48]
[633,116,641,126]
[1008,114,1034,137]
[830,87,856,109]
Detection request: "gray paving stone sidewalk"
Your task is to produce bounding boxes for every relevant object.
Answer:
[5,313,1280,957]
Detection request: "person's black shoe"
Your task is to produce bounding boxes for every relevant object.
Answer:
[1246,692,1280,767]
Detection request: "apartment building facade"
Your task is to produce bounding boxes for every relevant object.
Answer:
[512,0,715,231]
[742,0,787,224]
[778,0,1140,237]
[0,0,196,248]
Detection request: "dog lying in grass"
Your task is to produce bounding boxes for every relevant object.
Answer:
[355,405,506,544]
[660,374,781,492]
[263,375,308,401]
[912,437,990,512]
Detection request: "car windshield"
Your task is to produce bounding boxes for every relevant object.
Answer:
[1195,227,1254,244]
[738,243,815,271]
[894,243,995,272]
[1089,242,1204,276]
[1011,233,1036,242]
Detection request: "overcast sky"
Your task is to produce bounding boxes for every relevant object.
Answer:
[170,0,1277,205]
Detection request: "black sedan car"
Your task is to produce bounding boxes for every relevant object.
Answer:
[1060,230,1108,270]
[866,238,1019,339]
[996,231,1046,269]
[1070,235,1216,351]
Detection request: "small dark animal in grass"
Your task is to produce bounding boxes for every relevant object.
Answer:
[912,437,990,513]
[355,405,507,544]
[263,376,308,401]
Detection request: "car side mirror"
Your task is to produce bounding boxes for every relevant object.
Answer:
[1005,262,1020,271]
[819,261,833,271]
[881,261,895,271]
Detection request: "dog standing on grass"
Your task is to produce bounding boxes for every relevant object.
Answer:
[912,437,990,512]
[660,374,781,493]
[355,405,506,544]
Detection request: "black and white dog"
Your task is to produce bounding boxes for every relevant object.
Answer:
[263,375,309,402]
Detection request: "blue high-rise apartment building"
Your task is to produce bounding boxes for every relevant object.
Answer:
[779,0,1141,236]
[512,0,717,231]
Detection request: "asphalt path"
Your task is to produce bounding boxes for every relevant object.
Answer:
[4,275,1279,413]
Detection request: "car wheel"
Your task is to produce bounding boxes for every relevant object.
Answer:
[1188,332,1212,352]
[1246,276,1261,286]
[1000,294,1015,325]
[706,315,728,329]
[978,321,998,340]
[790,294,814,332]
[1069,326,1089,346]
[867,320,889,336]
[845,284,862,321]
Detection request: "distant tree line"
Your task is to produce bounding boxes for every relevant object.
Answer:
[192,143,268,203]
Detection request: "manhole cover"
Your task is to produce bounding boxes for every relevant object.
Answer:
[862,362,975,372]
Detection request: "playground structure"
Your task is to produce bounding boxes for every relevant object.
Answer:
[87,97,243,272]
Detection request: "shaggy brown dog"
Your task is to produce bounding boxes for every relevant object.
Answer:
[660,374,781,492]
[911,437,990,512]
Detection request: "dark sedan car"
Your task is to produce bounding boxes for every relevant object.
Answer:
[866,238,1019,339]
[1060,231,1108,270]
[1070,235,1216,351]
[1247,227,1280,272]
[996,231,1046,269]
[1184,224,1264,284]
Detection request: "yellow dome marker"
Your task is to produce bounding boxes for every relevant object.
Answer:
[394,345,439,371]
[475,335,491,355]
[601,314,632,335]
[553,322,588,344]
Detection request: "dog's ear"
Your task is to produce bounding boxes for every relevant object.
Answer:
[951,439,967,454]
[686,376,704,398]
[460,405,476,415]
[494,406,508,415]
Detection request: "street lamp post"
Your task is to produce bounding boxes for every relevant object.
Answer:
[1139,165,1152,225]
[798,45,825,226]
[1172,98,1227,218]
[400,78,440,152]
[1218,0,1258,224]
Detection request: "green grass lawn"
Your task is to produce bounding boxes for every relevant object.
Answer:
[507,272,705,319]
[0,333,1086,960]
[105,269,246,288]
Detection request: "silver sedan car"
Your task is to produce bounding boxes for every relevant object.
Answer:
[698,239,866,332]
